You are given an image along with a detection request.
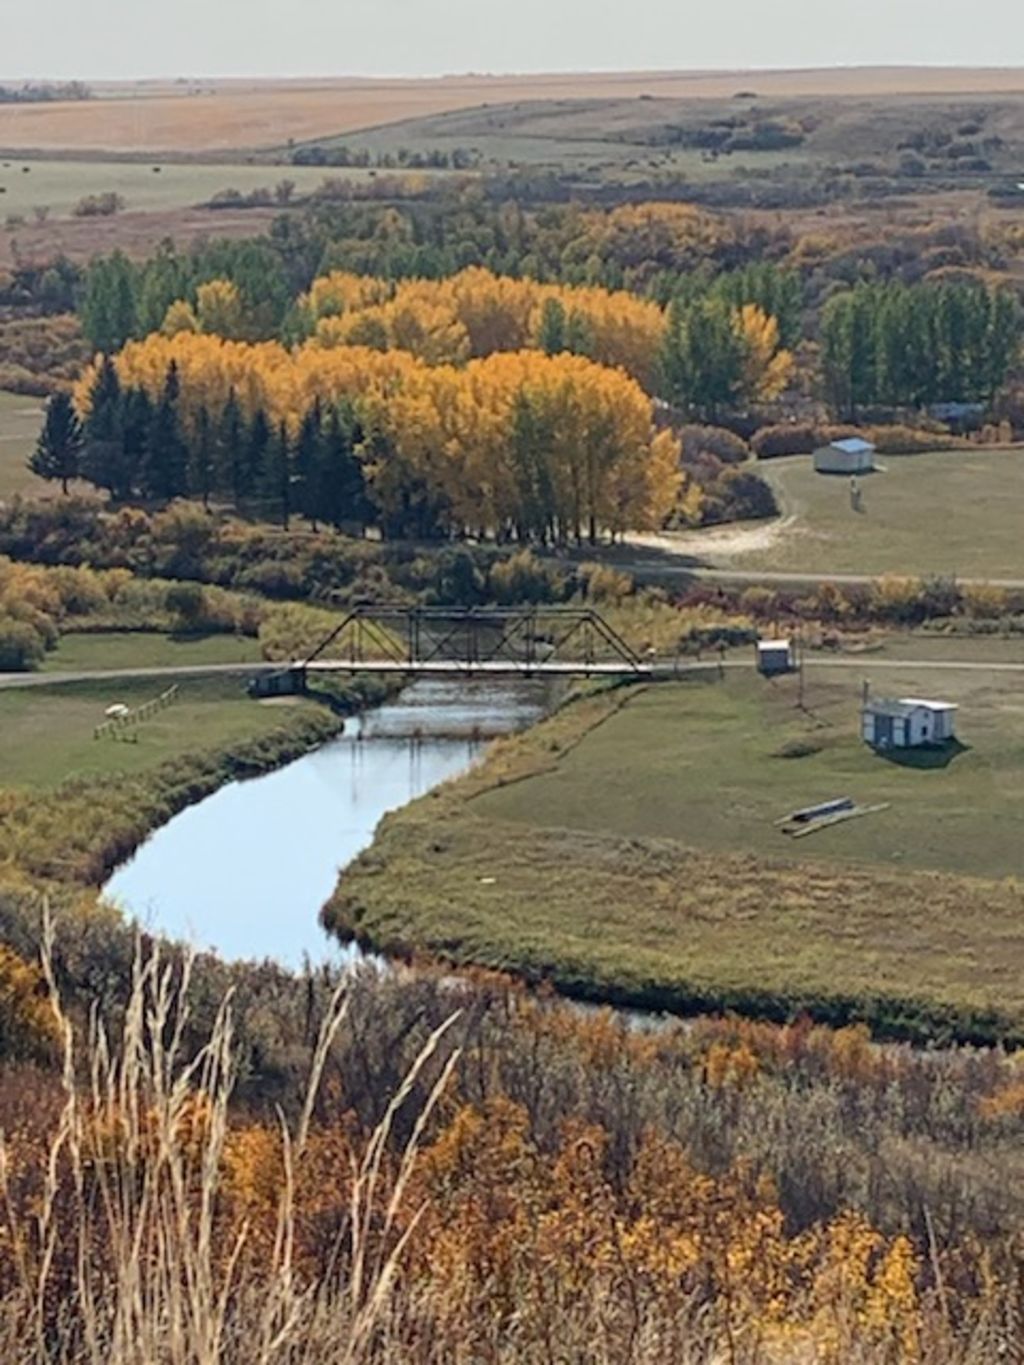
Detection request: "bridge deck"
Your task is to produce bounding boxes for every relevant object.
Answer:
[303,659,651,677]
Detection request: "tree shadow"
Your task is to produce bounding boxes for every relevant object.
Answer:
[875,739,970,770]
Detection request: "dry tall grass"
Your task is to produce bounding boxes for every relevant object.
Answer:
[0,923,460,1364]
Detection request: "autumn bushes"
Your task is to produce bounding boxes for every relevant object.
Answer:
[2,941,1024,1360]
[0,555,268,670]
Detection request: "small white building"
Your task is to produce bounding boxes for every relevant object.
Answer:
[756,638,796,675]
[862,696,958,750]
[813,437,876,474]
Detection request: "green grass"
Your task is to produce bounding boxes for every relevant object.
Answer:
[326,666,1024,1040]
[42,630,262,673]
[0,673,300,789]
[735,449,1024,579]
[0,160,373,222]
[0,389,45,498]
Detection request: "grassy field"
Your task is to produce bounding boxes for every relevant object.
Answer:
[41,631,263,673]
[318,91,1024,180]
[327,664,1024,1038]
[0,160,372,221]
[0,673,298,789]
[671,449,1024,579]
[0,389,45,499]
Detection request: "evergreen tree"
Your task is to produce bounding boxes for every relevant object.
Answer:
[317,406,368,531]
[261,421,293,528]
[143,362,188,499]
[189,406,214,509]
[118,387,153,501]
[29,391,83,494]
[536,298,567,355]
[293,401,323,530]
[80,357,126,495]
[242,408,271,504]
[215,390,246,507]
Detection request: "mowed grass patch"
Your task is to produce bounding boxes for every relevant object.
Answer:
[738,449,1024,578]
[0,390,46,499]
[475,670,1024,880]
[41,630,263,673]
[327,672,1024,1038]
[0,673,300,789]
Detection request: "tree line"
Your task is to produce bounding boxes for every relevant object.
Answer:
[37,338,681,542]
[821,279,1022,417]
[32,362,371,534]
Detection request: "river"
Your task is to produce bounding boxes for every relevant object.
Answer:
[103,678,554,968]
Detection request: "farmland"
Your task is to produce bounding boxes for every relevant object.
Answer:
[650,448,1024,579]
[3,68,1024,156]
[328,662,1024,1037]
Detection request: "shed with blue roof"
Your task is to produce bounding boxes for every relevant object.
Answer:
[813,437,876,474]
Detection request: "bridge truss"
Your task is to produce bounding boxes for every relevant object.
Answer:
[298,604,650,679]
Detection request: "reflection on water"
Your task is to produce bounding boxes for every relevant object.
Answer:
[103,679,553,968]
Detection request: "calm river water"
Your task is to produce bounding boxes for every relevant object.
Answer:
[103,679,553,968]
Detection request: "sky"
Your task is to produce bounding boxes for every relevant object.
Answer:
[3,0,1022,81]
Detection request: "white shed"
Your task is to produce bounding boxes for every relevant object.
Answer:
[756,638,796,675]
[813,437,876,474]
[862,697,958,750]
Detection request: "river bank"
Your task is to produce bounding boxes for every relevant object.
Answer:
[102,677,557,965]
[0,674,396,888]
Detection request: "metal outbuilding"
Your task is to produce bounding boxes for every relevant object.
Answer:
[756,638,796,675]
[862,696,958,749]
[813,437,876,474]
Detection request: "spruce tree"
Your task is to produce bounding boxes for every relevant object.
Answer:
[189,407,214,509]
[119,387,153,501]
[242,408,271,505]
[216,390,245,507]
[258,421,293,528]
[318,406,368,531]
[293,401,322,530]
[29,391,83,495]
[143,362,188,500]
[80,357,126,495]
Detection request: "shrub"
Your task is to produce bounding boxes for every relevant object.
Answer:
[677,424,750,466]
[868,424,964,454]
[72,191,125,218]
[0,616,46,670]
[488,551,565,606]
[751,423,828,459]
[165,582,209,632]
[578,563,634,603]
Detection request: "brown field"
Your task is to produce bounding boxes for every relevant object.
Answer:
[1,67,1023,155]
[0,206,283,268]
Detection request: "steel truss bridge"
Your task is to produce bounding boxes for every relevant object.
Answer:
[289,604,651,683]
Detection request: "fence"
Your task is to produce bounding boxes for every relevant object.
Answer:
[94,685,179,741]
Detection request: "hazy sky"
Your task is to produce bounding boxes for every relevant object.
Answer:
[4,0,1023,80]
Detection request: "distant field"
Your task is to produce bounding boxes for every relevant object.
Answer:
[328,664,1024,1037]
[664,449,1024,579]
[2,68,1023,155]
[0,389,45,499]
[312,88,1024,180]
[0,160,367,222]
[42,631,263,673]
[0,673,302,789]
